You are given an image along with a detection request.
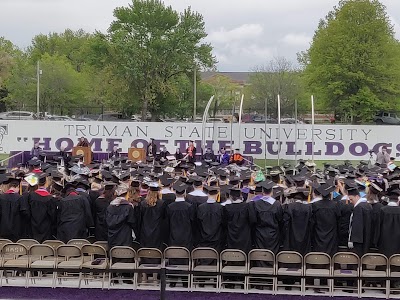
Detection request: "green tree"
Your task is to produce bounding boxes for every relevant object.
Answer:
[0,37,22,110]
[0,38,18,87]
[247,57,303,118]
[107,0,215,120]
[28,29,94,72]
[300,0,400,123]
[203,74,242,117]
[6,54,85,113]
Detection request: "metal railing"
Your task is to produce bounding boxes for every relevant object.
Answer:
[0,151,22,167]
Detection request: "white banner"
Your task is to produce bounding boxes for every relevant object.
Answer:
[0,120,397,160]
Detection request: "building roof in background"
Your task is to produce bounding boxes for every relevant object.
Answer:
[200,71,252,85]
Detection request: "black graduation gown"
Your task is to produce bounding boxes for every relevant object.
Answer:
[186,191,208,207]
[370,202,384,249]
[337,201,353,247]
[249,199,283,254]
[197,201,224,251]
[57,192,94,243]
[139,200,165,249]
[161,192,176,207]
[106,201,137,249]
[349,202,372,257]
[186,190,208,247]
[78,190,94,211]
[283,201,312,255]
[146,143,157,157]
[0,192,27,242]
[311,199,341,256]
[27,190,57,242]
[89,190,101,208]
[378,205,400,257]
[93,196,112,241]
[161,191,176,245]
[223,202,252,253]
[166,200,195,250]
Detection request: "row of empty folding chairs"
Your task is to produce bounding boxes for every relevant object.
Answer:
[2,239,400,297]
[0,238,112,288]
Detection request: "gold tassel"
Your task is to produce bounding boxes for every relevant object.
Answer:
[19,183,22,195]
[307,185,312,203]
[217,191,220,203]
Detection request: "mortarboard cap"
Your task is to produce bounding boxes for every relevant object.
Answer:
[229,187,241,198]
[314,179,336,197]
[24,174,39,186]
[160,176,174,187]
[203,185,220,195]
[257,180,275,192]
[131,180,140,188]
[173,182,187,194]
[148,182,160,191]
[104,181,117,190]
[273,186,285,198]
[28,159,41,167]
[228,176,240,186]
[346,186,359,196]
[369,182,383,193]
[115,185,128,196]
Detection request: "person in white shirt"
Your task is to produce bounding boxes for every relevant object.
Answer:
[376,146,390,165]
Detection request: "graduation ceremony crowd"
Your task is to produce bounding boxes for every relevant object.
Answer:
[1,142,400,263]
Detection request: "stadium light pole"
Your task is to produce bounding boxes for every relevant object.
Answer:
[36,61,42,117]
[311,95,315,163]
[193,66,197,121]
[277,94,281,166]
[264,96,268,170]
[294,99,298,174]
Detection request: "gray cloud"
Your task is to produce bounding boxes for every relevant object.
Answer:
[1,0,399,71]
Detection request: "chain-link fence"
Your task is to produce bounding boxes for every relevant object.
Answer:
[0,103,395,125]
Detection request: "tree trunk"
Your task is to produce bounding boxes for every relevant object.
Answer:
[141,96,148,121]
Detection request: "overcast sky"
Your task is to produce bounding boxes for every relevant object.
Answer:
[1,0,400,71]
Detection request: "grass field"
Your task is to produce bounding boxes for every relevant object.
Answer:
[0,154,9,161]
[254,159,362,169]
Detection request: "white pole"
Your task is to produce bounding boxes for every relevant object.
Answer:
[238,94,244,153]
[294,99,298,174]
[311,95,315,163]
[36,60,40,116]
[277,94,281,166]
[264,97,268,169]
[230,94,238,154]
[193,67,197,121]
[202,95,215,153]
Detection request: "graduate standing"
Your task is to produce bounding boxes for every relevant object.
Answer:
[138,183,165,250]
[283,190,312,255]
[106,186,137,249]
[378,191,400,257]
[196,186,225,252]
[223,187,252,253]
[93,182,116,241]
[249,181,283,254]
[347,187,372,257]
[0,177,27,241]
[57,183,94,243]
[26,173,57,242]
[311,181,341,256]
[166,183,195,249]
